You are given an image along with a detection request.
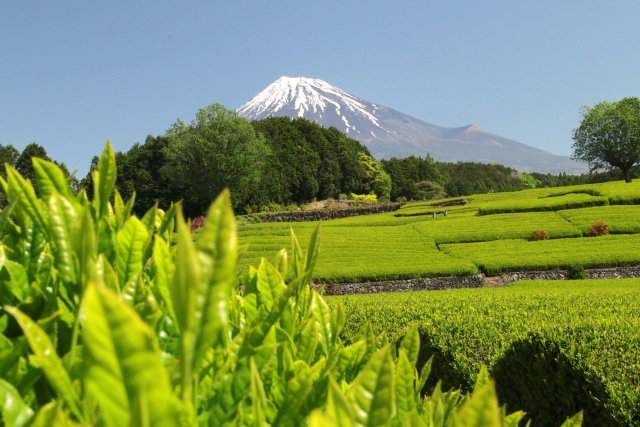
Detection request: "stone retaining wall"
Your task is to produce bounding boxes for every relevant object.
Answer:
[320,274,485,295]
[316,265,640,295]
[500,265,640,284]
[240,203,403,223]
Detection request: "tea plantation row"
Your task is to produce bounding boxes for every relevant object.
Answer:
[238,203,640,282]
[396,180,640,217]
[331,279,640,427]
[440,234,640,275]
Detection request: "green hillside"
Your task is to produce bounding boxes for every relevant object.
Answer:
[238,180,640,283]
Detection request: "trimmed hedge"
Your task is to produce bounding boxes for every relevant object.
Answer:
[411,211,582,244]
[477,193,609,216]
[239,224,479,282]
[560,205,640,235]
[440,234,640,276]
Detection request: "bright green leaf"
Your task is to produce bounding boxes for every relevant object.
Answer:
[4,306,83,422]
[82,283,182,427]
[116,216,149,289]
[0,378,34,427]
[348,346,395,427]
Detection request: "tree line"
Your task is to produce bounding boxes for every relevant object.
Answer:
[2,98,638,216]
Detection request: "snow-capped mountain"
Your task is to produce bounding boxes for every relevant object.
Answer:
[237,77,587,174]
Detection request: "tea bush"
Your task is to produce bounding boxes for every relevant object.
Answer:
[0,142,562,426]
[333,279,640,426]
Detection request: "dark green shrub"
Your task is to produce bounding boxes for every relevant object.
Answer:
[569,264,587,280]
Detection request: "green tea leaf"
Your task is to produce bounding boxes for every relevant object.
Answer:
[0,197,19,236]
[96,253,120,293]
[473,366,491,394]
[48,193,78,285]
[82,283,182,427]
[157,201,179,241]
[256,258,286,311]
[274,248,288,278]
[0,378,34,427]
[296,319,319,365]
[152,238,176,326]
[330,303,346,350]
[171,208,201,401]
[308,411,338,427]
[206,344,275,426]
[304,223,321,283]
[28,401,74,427]
[325,377,355,427]
[113,190,126,230]
[311,291,333,357]
[116,216,149,288]
[399,324,420,369]
[290,228,304,278]
[4,306,83,421]
[32,158,76,204]
[3,261,29,302]
[120,192,136,231]
[559,412,583,427]
[243,266,259,323]
[272,359,326,427]
[6,166,47,233]
[249,358,267,427]
[336,340,366,382]
[451,381,501,427]
[502,410,526,427]
[348,346,395,427]
[141,202,158,238]
[97,141,117,220]
[416,356,433,396]
[395,350,416,422]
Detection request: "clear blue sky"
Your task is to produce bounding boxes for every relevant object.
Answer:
[2,1,639,175]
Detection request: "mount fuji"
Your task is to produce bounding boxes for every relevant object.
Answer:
[237,77,587,174]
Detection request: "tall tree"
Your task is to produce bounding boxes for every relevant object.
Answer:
[15,143,51,181]
[359,153,391,202]
[0,144,19,178]
[163,104,270,216]
[115,135,174,215]
[0,144,20,207]
[572,97,640,183]
[15,143,52,194]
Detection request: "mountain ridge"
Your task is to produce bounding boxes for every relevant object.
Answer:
[237,77,587,174]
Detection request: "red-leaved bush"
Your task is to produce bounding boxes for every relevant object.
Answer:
[531,229,548,241]
[589,222,608,236]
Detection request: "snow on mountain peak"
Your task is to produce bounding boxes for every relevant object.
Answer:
[236,76,380,129]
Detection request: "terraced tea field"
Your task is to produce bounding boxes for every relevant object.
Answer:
[559,205,640,234]
[440,234,640,275]
[240,224,479,282]
[238,180,640,283]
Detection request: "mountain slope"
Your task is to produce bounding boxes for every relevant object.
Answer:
[237,77,587,174]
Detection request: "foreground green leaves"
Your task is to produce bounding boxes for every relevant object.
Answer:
[0,141,581,426]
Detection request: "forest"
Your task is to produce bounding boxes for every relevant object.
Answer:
[1,104,636,217]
